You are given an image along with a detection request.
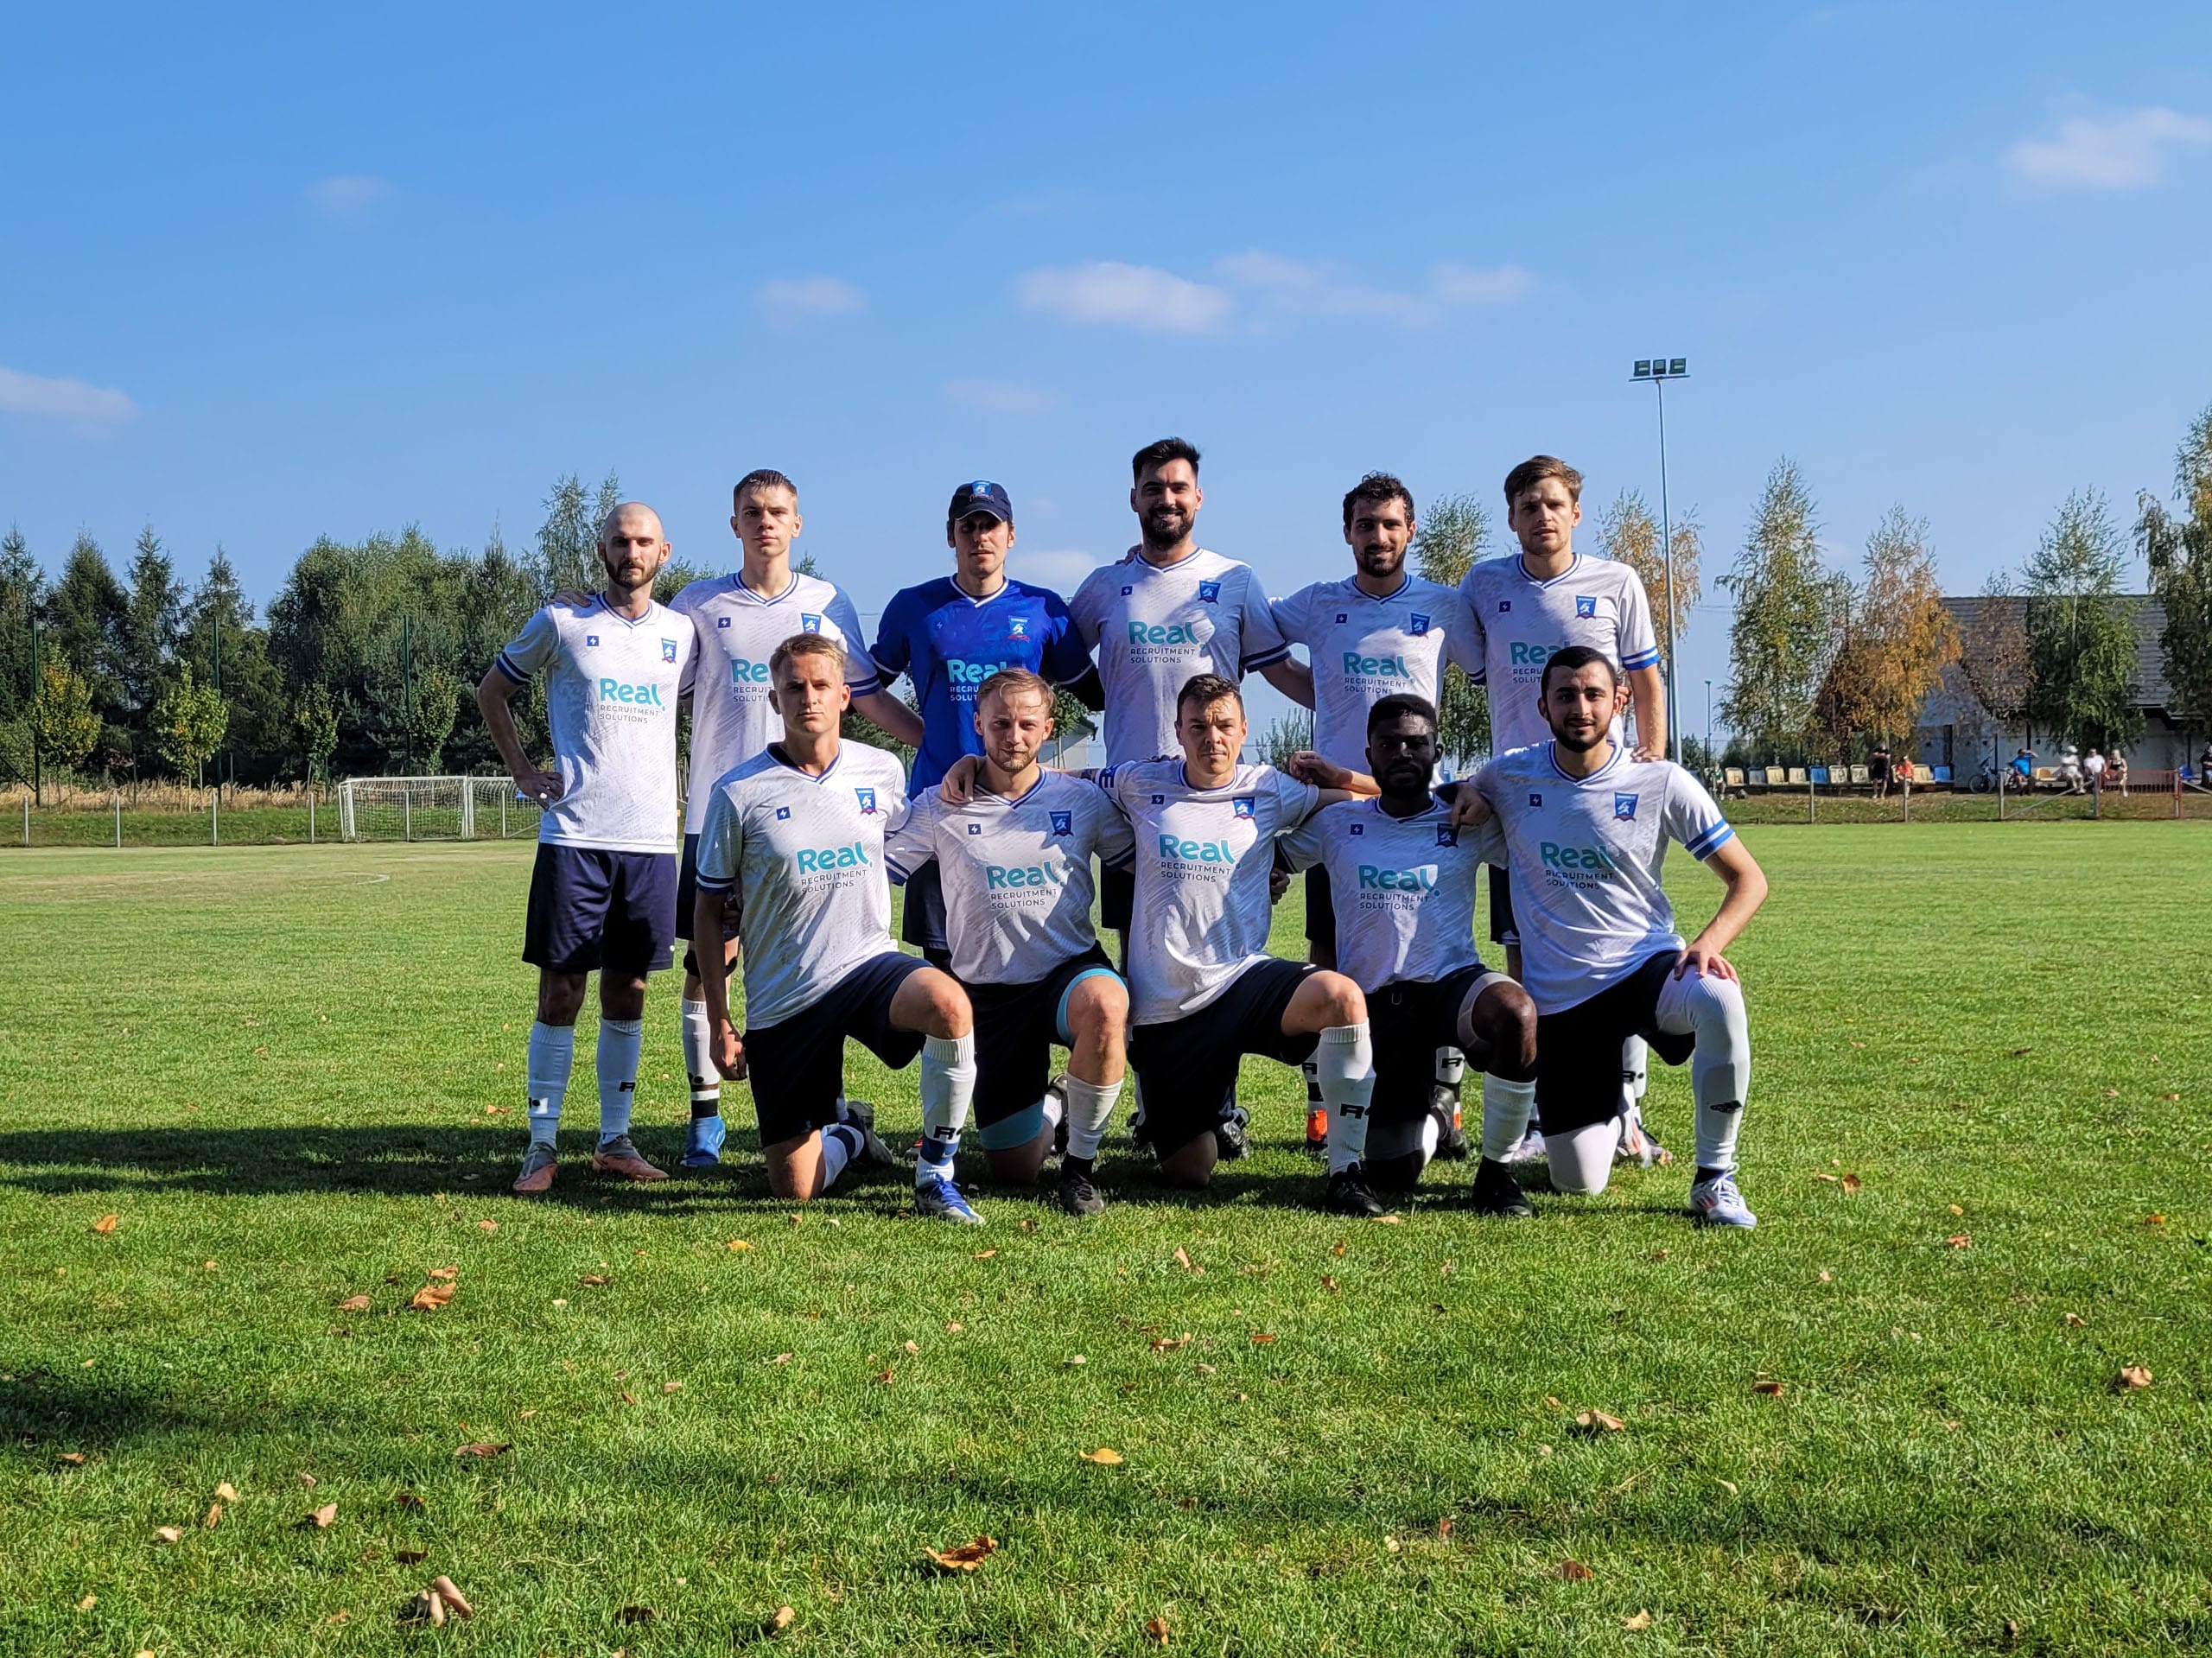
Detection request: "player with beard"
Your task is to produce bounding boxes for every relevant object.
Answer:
[1282,694,1541,1214]
[1458,646,1768,1227]
[1270,473,1485,1151]
[1066,437,1312,1159]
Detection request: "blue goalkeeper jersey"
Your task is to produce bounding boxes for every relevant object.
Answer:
[870,575,1091,788]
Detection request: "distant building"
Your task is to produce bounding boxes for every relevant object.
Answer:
[1916,594,2191,772]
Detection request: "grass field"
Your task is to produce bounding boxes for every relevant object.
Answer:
[3,827,2209,1655]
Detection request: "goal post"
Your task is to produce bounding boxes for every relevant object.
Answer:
[336,777,544,842]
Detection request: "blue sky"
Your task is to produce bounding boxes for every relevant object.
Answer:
[5,1,2211,740]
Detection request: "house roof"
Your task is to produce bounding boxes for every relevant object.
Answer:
[1942,594,2171,709]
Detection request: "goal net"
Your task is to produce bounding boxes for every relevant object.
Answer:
[336,776,546,842]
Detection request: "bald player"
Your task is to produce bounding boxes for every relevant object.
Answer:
[478,503,699,1194]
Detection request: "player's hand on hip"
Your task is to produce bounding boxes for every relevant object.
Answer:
[939,755,982,805]
[713,1019,748,1082]
[1447,789,1494,829]
[514,767,563,804]
[1674,944,1737,981]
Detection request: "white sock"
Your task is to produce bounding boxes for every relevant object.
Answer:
[1656,971,1751,1174]
[680,998,720,1114]
[596,1017,643,1144]
[1478,1074,1537,1163]
[917,1032,976,1184]
[526,1021,575,1148]
[1061,1075,1121,1161]
[817,1121,862,1191]
[1041,1089,1065,1138]
[1318,1022,1376,1174]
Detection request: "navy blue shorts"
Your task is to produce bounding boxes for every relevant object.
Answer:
[1488,864,1517,946]
[1303,865,1335,950]
[743,953,931,1147]
[1128,957,1317,1158]
[899,859,950,954]
[524,844,677,976]
[1100,862,1135,933]
[1369,962,1501,1123]
[1535,951,1695,1134]
[961,947,1120,1131]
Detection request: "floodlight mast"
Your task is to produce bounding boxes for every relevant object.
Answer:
[1630,358,1689,765]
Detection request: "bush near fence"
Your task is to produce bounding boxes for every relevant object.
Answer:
[4,778,551,848]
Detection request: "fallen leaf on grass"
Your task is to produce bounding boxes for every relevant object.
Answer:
[972,1249,997,1260]
[620,1389,638,1407]
[213,1480,239,1502]
[92,1214,119,1235]
[1946,1234,1971,1249]
[1949,1204,1965,1217]
[2011,1046,2031,1056]
[428,1266,458,1282]
[395,1548,428,1565]
[1150,1333,1191,1352]
[1173,1248,1194,1272]
[1752,1380,1785,1396]
[326,1611,349,1626]
[453,1441,511,1458]
[1624,1609,1654,1630]
[76,1594,96,1610]
[945,1320,964,1333]
[579,1274,611,1287]
[307,1502,338,1529]
[2113,1366,2152,1391]
[662,1381,683,1394]
[477,1220,498,1233]
[393,1491,425,1509]
[1250,1332,1277,1345]
[874,1369,894,1385]
[337,1294,372,1312]
[1715,1477,1738,1496]
[1813,1173,1838,1184]
[2063,1312,2088,1328]
[1819,1270,1834,1284]
[58,1452,86,1466]
[1555,1559,1595,1581]
[925,1535,998,1572]
[1145,1616,1170,1645]
[203,1502,223,1528]
[1080,1447,1124,1464]
[409,1284,454,1311]
[152,1526,182,1544]
[903,1340,920,1356]
[299,1471,318,1488]
[1321,1274,1339,1293]
[1374,1213,1403,1224]
[1840,1172,1862,1194]
[728,1239,752,1252]
[2145,1213,2167,1227]
[772,1353,792,1366]
[618,1604,656,1623]
[1332,1239,1347,1256]
[2103,1088,2120,1098]
[1575,1409,1626,1433]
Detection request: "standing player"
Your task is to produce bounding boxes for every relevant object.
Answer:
[1464,647,1769,1227]
[669,469,924,1167]
[477,503,698,1195]
[885,669,1134,1217]
[1282,694,1541,1215]
[1459,455,1669,1166]
[1271,473,1484,1148]
[1066,437,1310,1157]
[870,480,1096,969]
[690,632,979,1216]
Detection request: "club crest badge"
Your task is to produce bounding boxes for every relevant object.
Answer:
[585,634,600,647]
[1350,822,1364,836]
[661,638,678,663]
[1150,793,1166,805]
[717,615,732,629]
[1232,797,1255,819]
[1049,810,1073,835]
[1335,613,1348,625]
[967,822,982,835]
[1529,792,1543,807]
[1197,580,1221,603]
[800,613,823,633]
[775,806,791,820]
[855,787,878,815]
[1497,600,1511,613]
[1007,615,1029,640]
[1614,792,1638,820]
[1436,824,1459,847]
[1409,613,1430,635]
[1576,595,1599,618]
[1120,585,1134,597]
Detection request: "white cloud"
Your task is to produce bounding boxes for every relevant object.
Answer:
[1220,252,1534,327]
[1429,262,1537,307]
[1015,548,1115,594]
[2005,106,2212,191]
[758,276,868,327]
[0,365,138,423]
[307,175,392,224]
[946,378,1058,415]
[1016,262,1234,335]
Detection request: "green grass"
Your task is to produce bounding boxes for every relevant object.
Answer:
[2,828,2209,1655]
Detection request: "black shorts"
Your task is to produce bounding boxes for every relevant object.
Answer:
[1100,862,1135,933]
[899,860,950,953]
[1534,951,1694,1134]
[1368,962,1503,1123]
[1304,866,1335,951]
[963,948,1121,1137]
[1128,958,1317,1157]
[1488,864,1517,947]
[524,844,677,976]
[743,953,931,1147]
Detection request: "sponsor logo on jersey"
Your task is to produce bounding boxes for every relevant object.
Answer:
[661,638,679,662]
[1539,840,1619,872]
[731,658,772,684]
[1409,613,1431,636]
[797,841,871,872]
[1614,791,1638,820]
[1357,862,1439,892]
[1435,824,1458,846]
[1158,833,1237,864]
[1231,797,1255,819]
[1197,580,1221,603]
[855,787,879,815]
[1049,810,1073,835]
[1508,641,1560,665]
[1576,595,1599,618]
[1342,651,1411,678]
[1128,620,1202,645]
[948,657,1014,684]
[596,678,667,706]
[985,861,1066,889]
[800,613,823,633]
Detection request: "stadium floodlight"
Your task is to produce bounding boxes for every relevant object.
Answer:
[1629,356,1689,765]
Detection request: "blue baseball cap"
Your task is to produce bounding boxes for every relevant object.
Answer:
[948,479,1014,524]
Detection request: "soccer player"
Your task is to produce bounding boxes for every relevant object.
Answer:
[884,668,1134,1216]
[1270,472,1484,1147]
[1459,454,1669,1166]
[668,469,924,1167]
[1065,437,1309,1157]
[690,632,979,1217]
[1462,645,1769,1227]
[870,480,1096,970]
[477,502,698,1195]
[1281,694,1541,1217]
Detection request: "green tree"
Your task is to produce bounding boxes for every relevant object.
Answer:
[1721,459,1847,761]
[152,663,229,785]
[1257,707,1315,769]
[294,681,340,782]
[0,526,40,727]
[2137,403,2212,747]
[1813,507,1959,756]
[533,469,623,599]
[118,525,184,781]
[404,666,462,772]
[1410,492,1492,767]
[1598,489,1702,674]
[28,654,103,793]
[47,531,129,736]
[2024,490,2140,751]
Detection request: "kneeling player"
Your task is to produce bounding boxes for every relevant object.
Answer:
[1283,694,1541,1216]
[691,632,979,1215]
[1465,646,1769,1226]
[885,669,1134,1217]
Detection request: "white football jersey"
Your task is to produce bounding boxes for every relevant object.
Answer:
[690,741,910,1029]
[670,570,883,835]
[1068,549,1290,765]
[1099,758,1319,1026]
[1458,553,1660,757]
[883,771,1135,986]
[1272,575,1484,772]
[1280,795,1503,994]
[1474,743,1735,1016]
[494,597,696,854]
